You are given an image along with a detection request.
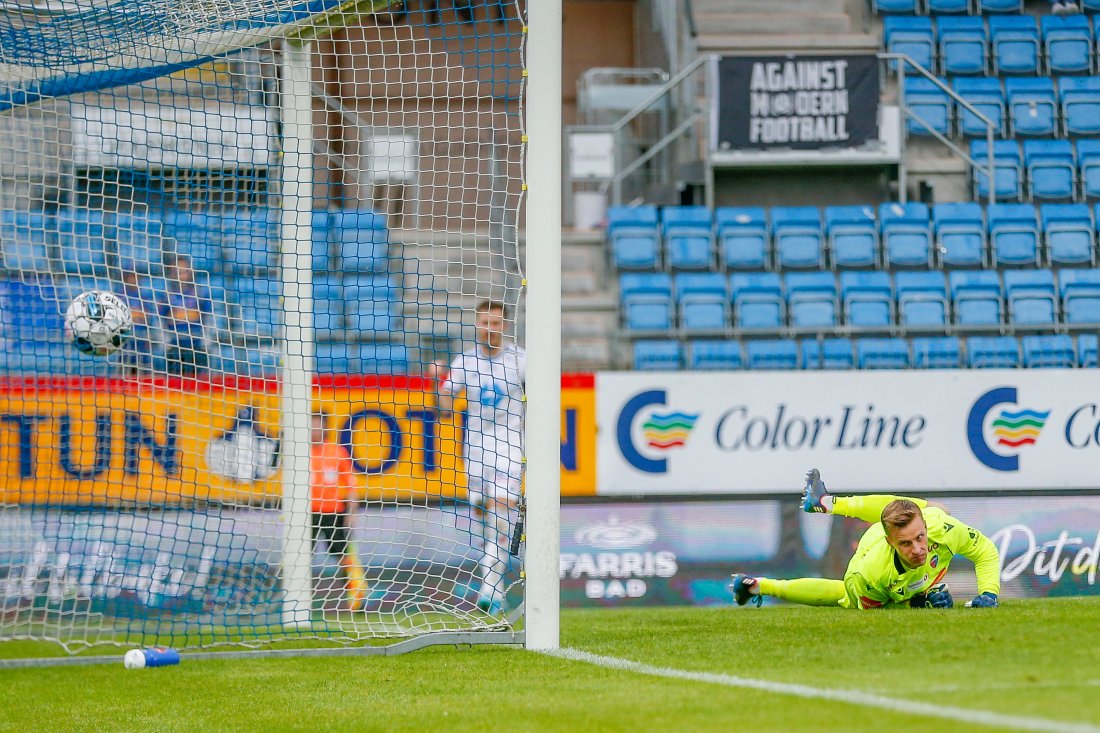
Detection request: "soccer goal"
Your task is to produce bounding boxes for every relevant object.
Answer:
[0,0,560,664]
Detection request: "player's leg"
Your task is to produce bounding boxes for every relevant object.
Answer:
[329,513,367,610]
[732,573,846,607]
[476,472,519,614]
[801,468,926,522]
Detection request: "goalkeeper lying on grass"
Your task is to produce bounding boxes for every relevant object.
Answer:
[732,469,1001,610]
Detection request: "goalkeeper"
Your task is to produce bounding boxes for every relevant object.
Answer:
[732,469,1001,610]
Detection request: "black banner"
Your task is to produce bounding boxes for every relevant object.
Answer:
[715,55,880,152]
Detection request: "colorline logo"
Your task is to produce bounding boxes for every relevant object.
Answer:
[967,387,1050,472]
[641,411,700,450]
[616,390,700,474]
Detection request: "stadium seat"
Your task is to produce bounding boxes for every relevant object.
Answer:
[822,338,856,369]
[970,139,1022,201]
[715,207,769,270]
[1042,203,1094,265]
[938,16,988,76]
[688,340,743,370]
[953,77,1006,138]
[115,212,165,275]
[1079,333,1098,367]
[634,339,682,370]
[234,275,282,337]
[988,203,1040,266]
[927,0,970,12]
[353,341,409,375]
[608,205,661,271]
[1024,139,1076,202]
[0,278,64,344]
[771,206,824,269]
[800,339,822,369]
[858,338,911,369]
[310,211,332,272]
[912,336,962,368]
[884,17,935,73]
[1059,76,1100,137]
[896,270,948,328]
[662,206,715,271]
[676,272,728,333]
[56,208,109,276]
[950,269,1004,326]
[333,210,389,273]
[825,205,879,269]
[161,210,222,273]
[620,273,674,331]
[933,202,986,267]
[1078,140,1100,199]
[315,342,352,374]
[1042,15,1092,75]
[968,335,1020,368]
[310,276,343,334]
[840,271,894,328]
[989,15,1040,76]
[731,272,784,330]
[223,208,278,271]
[1058,268,1100,323]
[904,77,953,135]
[344,274,396,333]
[1,211,55,275]
[977,0,1023,12]
[745,339,799,370]
[1005,77,1057,137]
[786,272,838,328]
[880,202,933,268]
[873,0,920,13]
[1004,268,1057,325]
[1022,334,1076,368]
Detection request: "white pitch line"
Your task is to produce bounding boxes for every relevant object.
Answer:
[547,648,1100,733]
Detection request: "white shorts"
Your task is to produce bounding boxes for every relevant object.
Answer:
[466,443,522,505]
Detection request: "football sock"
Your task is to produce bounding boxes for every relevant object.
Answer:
[756,578,846,606]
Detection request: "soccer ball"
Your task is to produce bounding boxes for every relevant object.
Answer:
[65,290,133,356]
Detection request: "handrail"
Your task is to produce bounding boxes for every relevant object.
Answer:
[607,54,709,136]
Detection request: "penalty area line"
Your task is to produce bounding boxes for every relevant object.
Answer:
[547,648,1100,733]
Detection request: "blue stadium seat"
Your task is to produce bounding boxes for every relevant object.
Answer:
[1022,334,1076,368]
[608,204,661,271]
[715,207,769,270]
[880,202,933,268]
[928,0,970,12]
[950,269,1004,326]
[634,339,682,370]
[823,338,856,369]
[873,0,920,13]
[354,341,409,375]
[933,202,986,267]
[800,339,822,369]
[1024,139,1076,202]
[0,277,64,343]
[161,209,222,273]
[115,212,165,275]
[771,206,824,269]
[912,336,962,368]
[968,336,1020,368]
[662,206,715,271]
[857,338,911,369]
[1078,140,1100,199]
[1042,203,1094,265]
[938,16,988,76]
[904,77,953,135]
[745,339,799,370]
[953,77,1006,137]
[988,203,1040,266]
[621,273,674,331]
[312,276,343,334]
[896,270,948,327]
[730,272,784,330]
[977,0,1023,12]
[786,272,838,328]
[989,15,1040,75]
[56,208,108,276]
[315,342,352,374]
[688,340,743,370]
[1004,268,1057,325]
[1079,333,1098,367]
[0,211,52,275]
[223,208,278,271]
[311,210,332,272]
[884,17,935,72]
[676,273,728,333]
[840,271,894,328]
[1059,268,1100,323]
[1006,77,1057,137]
[344,274,396,333]
[333,210,388,273]
[970,139,1022,201]
[1059,76,1100,137]
[1042,15,1092,74]
[825,205,879,269]
[234,275,282,337]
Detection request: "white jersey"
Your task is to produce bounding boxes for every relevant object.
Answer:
[444,343,526,488]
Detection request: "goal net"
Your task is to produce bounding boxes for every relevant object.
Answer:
[0,0,534,659]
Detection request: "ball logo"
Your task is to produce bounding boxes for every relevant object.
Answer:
[616,390,700,474]
[967,387,1050,472]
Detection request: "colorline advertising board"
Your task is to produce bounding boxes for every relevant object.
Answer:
[597,370,1100,494]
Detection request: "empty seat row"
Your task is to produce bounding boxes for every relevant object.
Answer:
[875,0,1040,16]
[969,139,1100,202]
[887,15,1100,76]
[620,268,1100,332]
[634,334,1098,370]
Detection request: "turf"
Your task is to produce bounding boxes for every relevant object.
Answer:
[2,598,1098,733]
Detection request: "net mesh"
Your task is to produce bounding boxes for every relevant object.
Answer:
[0,0,527,654]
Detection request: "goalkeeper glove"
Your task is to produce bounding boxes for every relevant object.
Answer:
[909,583,953,609]
[966,592,998,608]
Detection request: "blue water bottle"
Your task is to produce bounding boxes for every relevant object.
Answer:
[142,647,181,668]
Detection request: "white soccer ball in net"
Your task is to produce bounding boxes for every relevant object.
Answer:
[64,290,133,357]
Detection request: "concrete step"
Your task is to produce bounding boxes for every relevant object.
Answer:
[696,32,879,53]
[563,309,618,338]
[695,12,852,36]
[693,0,847,13]
[562,338,612,370]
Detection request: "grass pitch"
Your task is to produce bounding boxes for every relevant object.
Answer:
[2,598,1099,733]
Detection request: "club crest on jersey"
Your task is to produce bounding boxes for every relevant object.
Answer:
[929,555,939,569]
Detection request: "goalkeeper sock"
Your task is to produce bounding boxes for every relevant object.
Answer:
[339,553,368,610]
[756,578,846,607]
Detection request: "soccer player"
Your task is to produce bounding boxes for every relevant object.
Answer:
[310,411,367,611]
[433,300,526,614]
[732,469,1001,610]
